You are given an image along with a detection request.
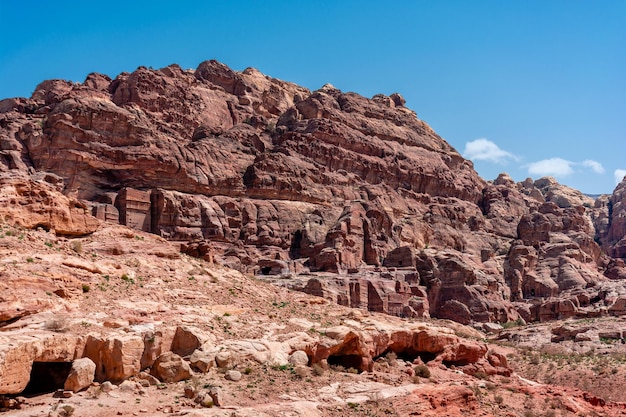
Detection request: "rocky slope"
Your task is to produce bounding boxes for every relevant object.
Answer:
[1,218,625,416]
[2,60,625,327]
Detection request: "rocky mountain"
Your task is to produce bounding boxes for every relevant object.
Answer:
[1,60,625,327]
[1,60,626,416]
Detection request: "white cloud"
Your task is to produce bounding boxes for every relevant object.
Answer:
[463,138,517,164]
[615,169,626,185]
[582,159,605,174]
[526,158,575,177]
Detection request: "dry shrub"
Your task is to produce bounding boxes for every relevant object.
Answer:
[44,316,69,332]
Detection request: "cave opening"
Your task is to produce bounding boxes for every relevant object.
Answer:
[374,349,438,364]
[260,266,272,275]
[21,362,73,397]
[442,359,470,368]
[33,223,50,232]
[327,354,363,372]
[289,230,303,259]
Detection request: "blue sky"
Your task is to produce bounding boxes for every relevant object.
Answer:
[1,1,624,194]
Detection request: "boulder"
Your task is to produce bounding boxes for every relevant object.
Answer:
[189,350,215,373]
[288,350,309,367]
[151,352,192,383]
[83,334,144,382]
[63,358,96,393]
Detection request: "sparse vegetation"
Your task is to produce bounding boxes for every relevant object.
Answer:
[502,318,525,329]
[121,274,134,285]
[414,364,431,378]
[44,316,69,332]
[71,240,83,253]
[312,363,325,376]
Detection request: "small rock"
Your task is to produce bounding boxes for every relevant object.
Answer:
[215,351,232,368]
[53,389,72,398]
[103,319,129,328]
[136,371,160,386]
[294,365,311,378]
[198,393,214,408]
[184,385,196,399]
[575,332,595,342]
[189,350,215,373]
[225,370,242,381]
[482,322,503,334]
[101,381,116,392]
[209,386,223,406]
[119,380,139,392]
[288,350,309,367]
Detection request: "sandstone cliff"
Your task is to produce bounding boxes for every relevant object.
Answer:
[1,60,625,325]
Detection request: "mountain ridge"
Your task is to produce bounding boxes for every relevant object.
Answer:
[1,59,626,416]
[1,59,625,326]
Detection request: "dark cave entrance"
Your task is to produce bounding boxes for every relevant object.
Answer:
[260,266,272,275]
[327,354,363,372]
[20,362,72,397]
[289,230,303,259]
[442,358,470,368]
[374,349,438,364]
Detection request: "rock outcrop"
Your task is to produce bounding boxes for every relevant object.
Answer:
[1,59,625,326]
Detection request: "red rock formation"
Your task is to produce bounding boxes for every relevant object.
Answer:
[1,60,625,325]
[603,178,626,258]
[0,171,98,236]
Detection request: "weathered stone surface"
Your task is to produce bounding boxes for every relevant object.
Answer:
[150,351,192,383]
[63,358,96,392]
[83,334,143,382]
[306,321,501,375]
[171,326,210,357]
[225,370,242,381]
[608,296,626,316]
[0,332,80,394]
[599,177,626,258]
[288,350,309,367]
[0,172,99,236]
[189,350,215,373]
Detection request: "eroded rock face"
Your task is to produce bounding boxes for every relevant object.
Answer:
[83,334,144,382]
[1,60,625,325]
[0,172,99,236]
[0,332,81,394]
[601,178,626,258]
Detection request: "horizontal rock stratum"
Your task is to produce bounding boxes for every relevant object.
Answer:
[0,60,625,325]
